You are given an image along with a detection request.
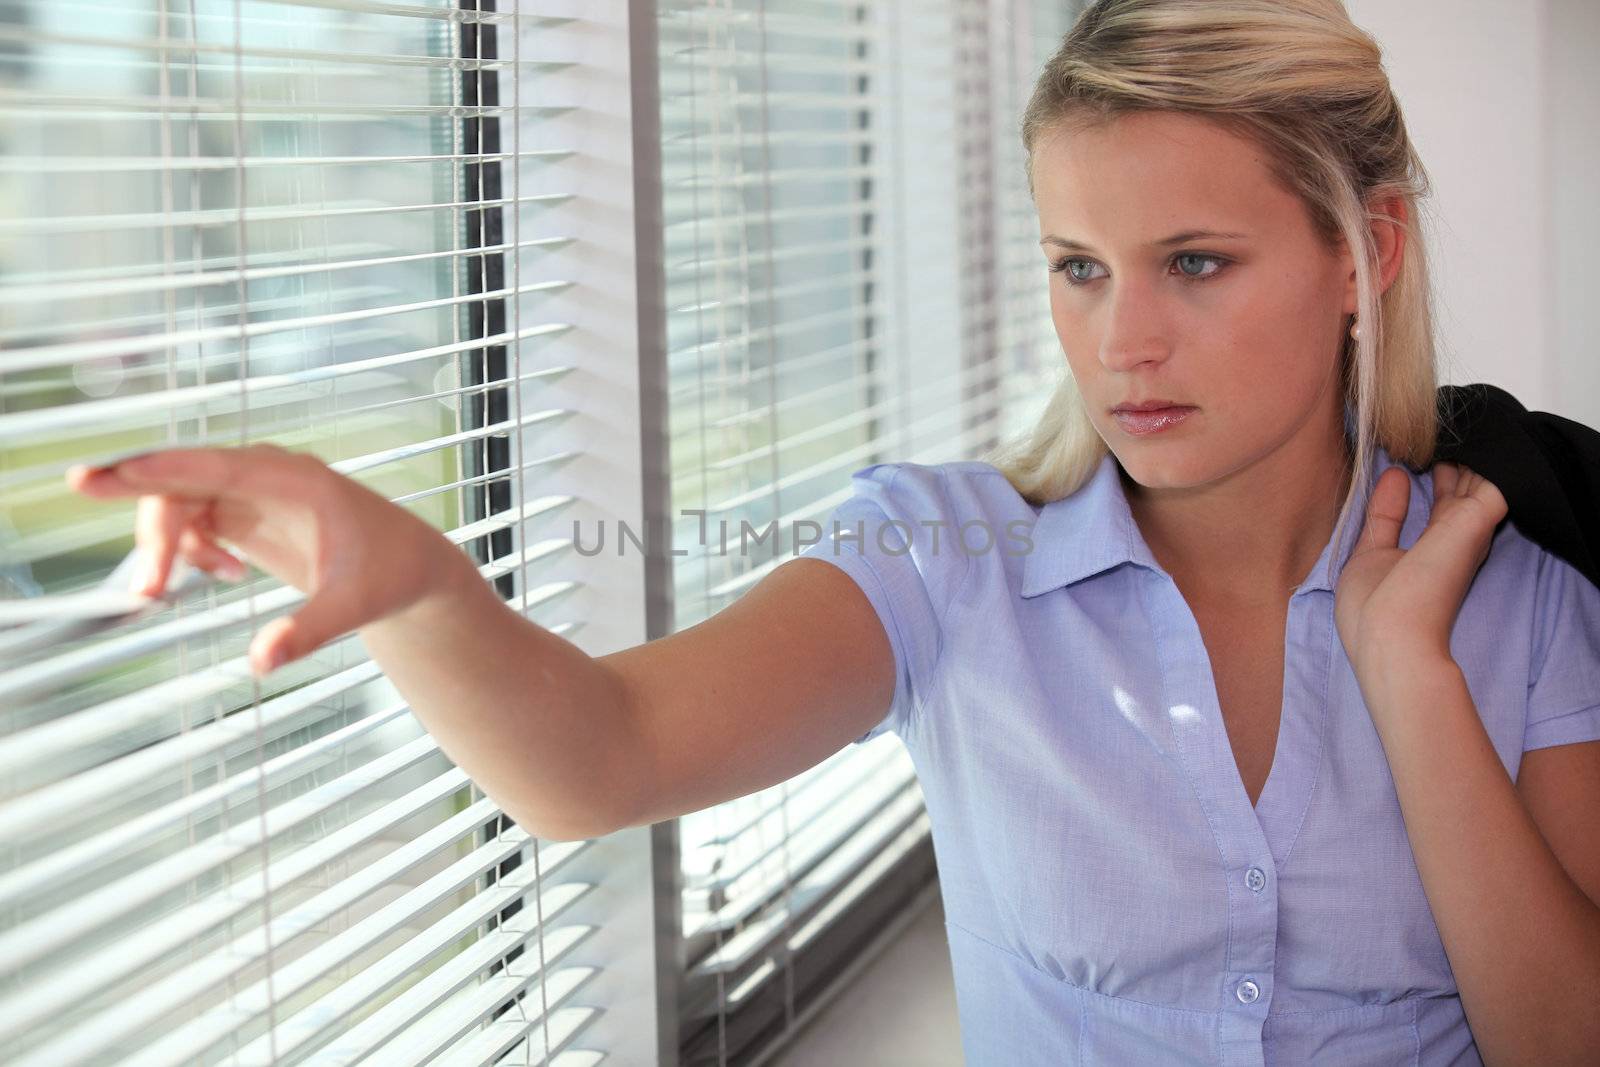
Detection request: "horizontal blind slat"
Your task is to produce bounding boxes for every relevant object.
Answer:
[687,770,922,943]
[0,324,572,448]
[303,922,596,1067]
[0,733,450,974]
[687,784,929,982]
[0,235,570,302]
[0,190,570,240]
[345,959,601,1067]
[0,696,408,909]
[0,25,564,74]
[219,881,595,1067]
[432,1004,601,1062]
[692,810,935,1020]
[0,90,570,120]
[23,0,574,25]
[684,746,908,894]
[0,772,485,1054]
[13,817,586,1067]
[4,288,570,374]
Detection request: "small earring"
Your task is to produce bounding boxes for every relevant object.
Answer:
[1349,316,1362,342]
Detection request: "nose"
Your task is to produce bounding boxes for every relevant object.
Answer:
[1095,276,1172,374]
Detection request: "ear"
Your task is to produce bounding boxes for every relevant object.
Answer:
[1341,195,1408,316]
[1371,195,1408,294]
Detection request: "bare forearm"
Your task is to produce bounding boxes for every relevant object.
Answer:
[1356,654,1600,1065]
[358,548,634,842]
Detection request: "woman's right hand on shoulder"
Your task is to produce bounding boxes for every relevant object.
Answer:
[65,444,465,677]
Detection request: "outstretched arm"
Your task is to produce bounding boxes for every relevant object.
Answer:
[69,447,898,844]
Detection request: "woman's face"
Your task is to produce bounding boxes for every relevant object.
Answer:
[1031,110,1355,491]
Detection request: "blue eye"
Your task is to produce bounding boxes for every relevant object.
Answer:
[1172,252,1228,279]
[1048,252,1229,286]
[1048,257,1105,284]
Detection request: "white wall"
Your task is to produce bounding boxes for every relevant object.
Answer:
[1345,0,1600,428]
[1545,0,1600,421]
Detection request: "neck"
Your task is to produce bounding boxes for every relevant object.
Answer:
[1121,410,1355,609]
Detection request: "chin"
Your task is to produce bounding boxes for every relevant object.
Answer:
[1107,445,1209,491]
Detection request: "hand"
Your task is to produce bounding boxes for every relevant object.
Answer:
[66,444,466,677]
[1334,461,1508,671]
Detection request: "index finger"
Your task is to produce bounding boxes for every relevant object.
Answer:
[67,445,292,501]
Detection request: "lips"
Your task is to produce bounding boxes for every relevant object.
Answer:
[1112,400,1193,413]
[1110,406,1196,436]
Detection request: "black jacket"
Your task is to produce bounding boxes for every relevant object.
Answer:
[1431,383,1599,592]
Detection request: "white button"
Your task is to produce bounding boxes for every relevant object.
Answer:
[1245,867,1266,892]
[1236,979,1260,1004]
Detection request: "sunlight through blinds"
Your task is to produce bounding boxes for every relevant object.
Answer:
[0,1,612,1063]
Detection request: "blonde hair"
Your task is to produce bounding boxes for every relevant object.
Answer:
[982,0,1442,574]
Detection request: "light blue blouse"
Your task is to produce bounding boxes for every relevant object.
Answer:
[797,441,1600,1067]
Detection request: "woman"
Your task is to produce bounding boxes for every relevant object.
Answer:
[69,0,1600,1063]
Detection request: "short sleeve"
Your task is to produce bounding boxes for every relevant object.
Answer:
[1523,548,1600,751]
[797,463,971,746]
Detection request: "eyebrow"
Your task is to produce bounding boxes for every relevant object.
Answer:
[1039,230,1251,251]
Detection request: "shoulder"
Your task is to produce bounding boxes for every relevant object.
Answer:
[1522,536,1600,674]
[1455,498,1599,696]
[819,460,1039,603]
[1502,526,1600,750]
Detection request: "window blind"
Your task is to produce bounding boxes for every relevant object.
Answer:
[656,1,1079,1063]
[991,0,1083,446]
[0,1,641,1063]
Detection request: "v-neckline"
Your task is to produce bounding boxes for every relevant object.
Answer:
[1197,595,1296,824]
[1143,574,1334,873]
[1193,604,1289,812]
